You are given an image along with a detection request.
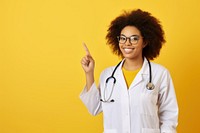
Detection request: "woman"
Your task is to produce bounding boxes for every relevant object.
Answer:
[80,9,178,133]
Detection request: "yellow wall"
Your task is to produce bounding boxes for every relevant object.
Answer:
[0,0,200,132]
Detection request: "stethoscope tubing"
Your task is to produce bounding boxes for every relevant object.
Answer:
[100,58,154,103]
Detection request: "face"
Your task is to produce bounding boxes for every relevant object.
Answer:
[118,26,145,60]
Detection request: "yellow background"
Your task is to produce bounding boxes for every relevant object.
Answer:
[0,0,200,132]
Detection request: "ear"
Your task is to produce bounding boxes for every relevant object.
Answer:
[143,41,148,48]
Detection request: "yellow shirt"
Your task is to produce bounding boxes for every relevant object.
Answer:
[122,67,141,89]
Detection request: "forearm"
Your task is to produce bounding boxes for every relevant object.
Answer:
[80,83,102,116]
[85,72,94,91]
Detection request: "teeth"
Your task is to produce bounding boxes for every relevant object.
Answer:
[124,48,133,53]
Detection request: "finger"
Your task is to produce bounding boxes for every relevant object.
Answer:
[82,57,89,63]
[82,56,90,62]
[81,60,88,66]
[83,42,91,56]
[81,57,90,65]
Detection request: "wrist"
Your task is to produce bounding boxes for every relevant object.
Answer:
[85,70,94,76]
[85,72,95,91]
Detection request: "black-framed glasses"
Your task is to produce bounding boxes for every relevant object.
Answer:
[117,35,141,45]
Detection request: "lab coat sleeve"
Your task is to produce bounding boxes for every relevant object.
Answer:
[158,70,179,133]
[80,83,102,116]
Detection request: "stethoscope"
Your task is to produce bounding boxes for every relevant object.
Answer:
[100,58,155,103]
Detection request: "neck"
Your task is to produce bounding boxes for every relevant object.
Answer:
[123,57,144,71]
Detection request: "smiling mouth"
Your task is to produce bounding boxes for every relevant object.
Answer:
[124,48,134,53]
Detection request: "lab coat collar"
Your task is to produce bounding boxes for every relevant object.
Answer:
[114,57,149,89]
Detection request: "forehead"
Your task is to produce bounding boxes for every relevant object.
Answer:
[120,26,141,36]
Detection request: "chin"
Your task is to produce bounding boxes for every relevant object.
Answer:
[123,54,135,59]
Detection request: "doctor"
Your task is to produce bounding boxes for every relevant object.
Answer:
[80,9,178,133]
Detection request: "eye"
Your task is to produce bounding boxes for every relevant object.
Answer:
[119,36,126,41]
[130,36,139,41]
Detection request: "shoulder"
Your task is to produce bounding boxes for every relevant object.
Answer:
[150,61,168,72]
[150,61,171,78]
[100,66,115,78]
[99,64,122,82]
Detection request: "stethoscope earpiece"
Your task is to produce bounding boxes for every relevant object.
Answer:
[100,99,115,103]
[110,99,115,102]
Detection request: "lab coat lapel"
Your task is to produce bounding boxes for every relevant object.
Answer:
[117,70,128,90]
[130,71,143,88]
[114,59,128,90]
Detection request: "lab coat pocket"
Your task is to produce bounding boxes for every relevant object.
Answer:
[103,129,117,133]
[142,128,160,133]
[140,93,158,115]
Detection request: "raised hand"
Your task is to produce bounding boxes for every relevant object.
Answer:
[81,43,95,90]
[81,43,95,74]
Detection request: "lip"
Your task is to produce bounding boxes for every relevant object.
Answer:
[122,46,135,49]
[123,48,135,53]
[123,47,134,49]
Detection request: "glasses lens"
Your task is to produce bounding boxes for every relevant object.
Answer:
[118,36,126,43]
[118,35,140,44]
[130,36,139,44]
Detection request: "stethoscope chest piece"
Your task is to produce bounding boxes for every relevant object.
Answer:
[146,82,155,90]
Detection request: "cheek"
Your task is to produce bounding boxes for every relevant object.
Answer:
[135,45,144,53]
[119,44,123,51]
[137,43,145,49]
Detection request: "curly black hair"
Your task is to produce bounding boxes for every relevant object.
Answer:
[106,9,166,60]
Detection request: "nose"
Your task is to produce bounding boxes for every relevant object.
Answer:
[125,38,131,46]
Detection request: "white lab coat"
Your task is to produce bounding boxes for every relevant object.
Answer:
[80,58,178,133]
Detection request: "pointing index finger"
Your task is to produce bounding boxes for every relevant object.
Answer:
[83,42,91,55]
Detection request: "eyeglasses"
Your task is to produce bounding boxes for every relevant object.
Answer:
[117,35,141,45]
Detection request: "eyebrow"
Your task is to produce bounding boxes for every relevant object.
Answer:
[120,34,140,37]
